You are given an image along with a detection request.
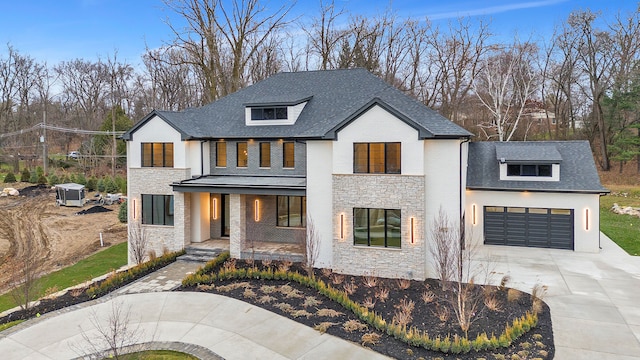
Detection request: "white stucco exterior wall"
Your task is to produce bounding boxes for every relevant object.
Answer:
[466,190,601,252]
[306,141,334,267]
[190,192,211,243]
[186,141,210,177]
[127,116,186,168]
[333,105,424,175]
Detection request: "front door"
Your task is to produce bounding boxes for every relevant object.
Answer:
[221,194,230,237]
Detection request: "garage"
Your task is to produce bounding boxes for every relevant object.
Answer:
[484,206,574,250]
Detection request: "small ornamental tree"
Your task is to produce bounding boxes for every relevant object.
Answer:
[20,168,30,182]
[97,178,106,192]
[86,176,97,192]
[47,174,60,186]
[4,172,16,183]
[118,200,128,223]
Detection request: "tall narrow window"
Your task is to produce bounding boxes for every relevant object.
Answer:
[216,142,227,167]
[237,142,248,167]
[283,142,295,168]
[259,142,271,168]
[353,142,400,174]
[141,143,174,167]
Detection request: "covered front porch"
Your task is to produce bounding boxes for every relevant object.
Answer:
[172,175,307,262]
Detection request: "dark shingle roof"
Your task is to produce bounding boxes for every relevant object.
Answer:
[123,68,471,140]
[495,143,562,163]
[467,141,609,193]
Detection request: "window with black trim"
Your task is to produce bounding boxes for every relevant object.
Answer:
[237,142,248,167]
[141,143,173,167]
[507,164,552,177]
[283,142,295,168]
[216,142,227,167]
[277,196,306,227]
[353,142,400,174]
[251,107,288,120]
[354,208,401,248]
[142,194,174,225]
[259,142,270,167]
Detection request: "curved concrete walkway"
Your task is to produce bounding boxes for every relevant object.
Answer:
[0,292,389,359]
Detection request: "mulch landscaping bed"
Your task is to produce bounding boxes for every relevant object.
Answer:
[0,259,173,326]
[182,260,554,360]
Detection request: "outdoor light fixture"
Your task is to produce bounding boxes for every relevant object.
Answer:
[254,199,260,221]
[472,204,477,225]
[585,208,590,231]
[132,198,137,220]
[340,214,344,240]
[410,217,415,244]
[212,197,218,220]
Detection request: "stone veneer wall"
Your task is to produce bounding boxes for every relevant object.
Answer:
[332,174,426,279]
[128,167,190,262]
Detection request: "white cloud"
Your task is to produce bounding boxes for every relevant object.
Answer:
[425,0,569,20]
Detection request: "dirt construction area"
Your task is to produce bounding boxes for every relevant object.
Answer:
[0,184,127,294]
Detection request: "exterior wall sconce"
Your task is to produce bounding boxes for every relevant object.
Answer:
[585,208,589,231]
[340,214,344,240]
[410,217,415,244]
[254,199,260,221]
[472,204,477,225]
[212,197,218,220]
[132,198,137,220]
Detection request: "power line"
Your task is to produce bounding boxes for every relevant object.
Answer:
[0,123,125,139]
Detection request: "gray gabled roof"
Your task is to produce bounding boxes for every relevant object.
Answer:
[467,141,609,194]
[495,143,562,164]
[123,68,471,141]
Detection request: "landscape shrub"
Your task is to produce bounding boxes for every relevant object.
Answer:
[37,175,47,184]
[118,200,127,223]
[20,168,30,182]
[86,249,185,298]
[115,175,127,193]
[3,172,16,183]
[75,173,87,185]
[29,171,38,183]
[47,174,60,186]
[104,176,119,193]
[97,178,105,192]
[86,176,97,191]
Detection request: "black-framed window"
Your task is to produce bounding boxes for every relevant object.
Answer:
[283,142,295,168]
[251,107,288,120]
[353,208,401,248]
[260,142,270,167]
[142,194,174,226]
[277,196,306,227]
[353,142,401,174]
[507,164,552,177]
[216,142,227,167]
[141,143,173,167]
[237,142,248,167]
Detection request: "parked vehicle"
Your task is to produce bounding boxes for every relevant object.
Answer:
[68,151,80,159]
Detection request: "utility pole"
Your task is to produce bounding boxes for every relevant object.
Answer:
[42,104,48,175]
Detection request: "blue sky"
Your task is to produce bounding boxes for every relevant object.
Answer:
[0,0,637,66]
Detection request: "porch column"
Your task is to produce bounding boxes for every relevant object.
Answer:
[190,192,211,243]
[229,194,246,258]
[174,192,191,247]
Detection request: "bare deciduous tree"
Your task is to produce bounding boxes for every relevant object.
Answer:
[303,216,320,279]
[128,221,149,265]
[73,300,143,360]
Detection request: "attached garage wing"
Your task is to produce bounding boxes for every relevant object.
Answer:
[484,206,574,250]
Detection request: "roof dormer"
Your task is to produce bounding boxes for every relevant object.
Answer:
[244,96,311,126]
[496,143,561,182]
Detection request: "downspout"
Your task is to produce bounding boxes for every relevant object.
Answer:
[200,140,205,176]
[459,137,470,248]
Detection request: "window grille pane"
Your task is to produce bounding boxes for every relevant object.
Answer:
[386,143,401,173]
[164,144,173,167]
[353,143,368,173]
[507,164,520,176]
[289,196,302,227]
[263,108,275,119]
[142,143,152,167]
[251,108,263,120]
[386,209,401,248]
[277,196,288,226]
[522,165,536,176]
[142,194,152,224]
[369,208,386,246]
[275,107,287,119]
[538,164,552,177]
[369,143,385,173]
[353,208,368,245]
[152,143,164,167]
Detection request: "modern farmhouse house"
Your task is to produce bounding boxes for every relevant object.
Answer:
[123,68,608,280]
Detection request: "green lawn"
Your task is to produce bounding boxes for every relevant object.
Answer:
[0,242,128,313]
[600,187,640,256]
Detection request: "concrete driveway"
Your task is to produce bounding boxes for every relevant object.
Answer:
[476,233,640,359]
